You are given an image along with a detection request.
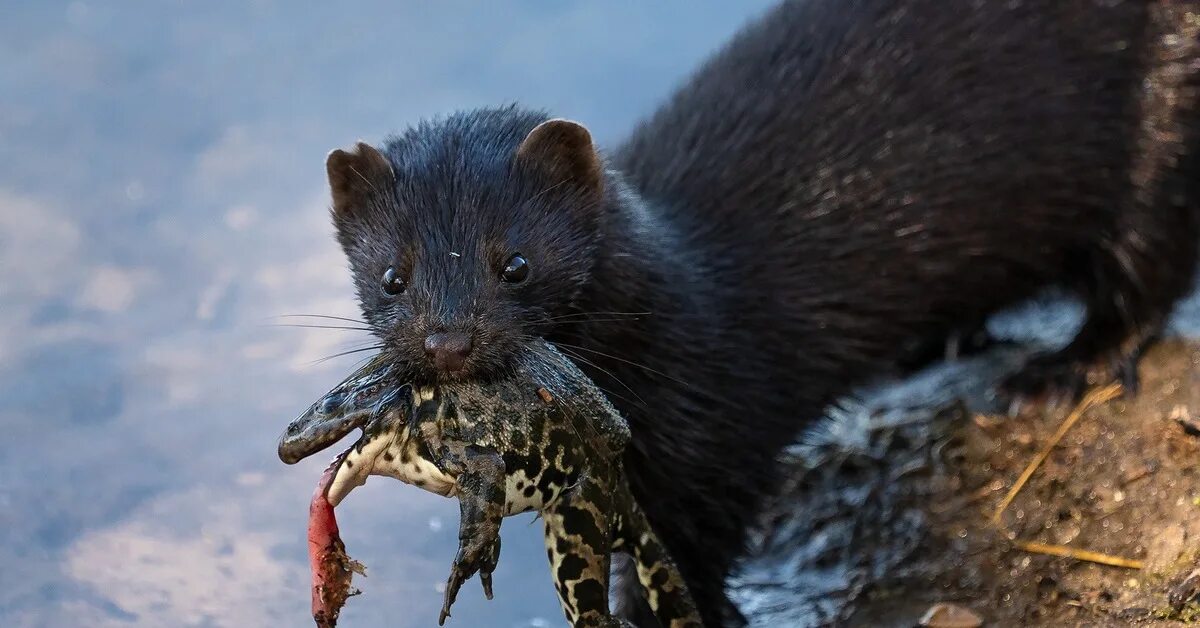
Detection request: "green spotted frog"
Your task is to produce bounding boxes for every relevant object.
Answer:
[279,342,701,628]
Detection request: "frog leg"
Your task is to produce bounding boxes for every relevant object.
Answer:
[436,443,505,626]
[613,484,702,628]
[542,474,632,628]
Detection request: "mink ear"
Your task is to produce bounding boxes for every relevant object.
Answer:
[515,119,603,193]
[326,141,394,216]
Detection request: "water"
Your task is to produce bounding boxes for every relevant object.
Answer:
[0,3,775,626]
[8,3,1200,627]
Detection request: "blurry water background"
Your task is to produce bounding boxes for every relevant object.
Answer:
[0,2,777,626]
[11,3,1200,627]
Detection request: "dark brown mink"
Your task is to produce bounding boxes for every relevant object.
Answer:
[322,1,1200,625]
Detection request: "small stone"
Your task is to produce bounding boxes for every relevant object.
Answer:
[1169,568,1200,609]
[919,602,983,628]
[1053,524,1080,545]
[1171,404,1200,436]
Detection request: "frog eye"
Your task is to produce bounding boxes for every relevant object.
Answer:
[381,266,407,296]
[500,253,529,283]
[319,392,345,415]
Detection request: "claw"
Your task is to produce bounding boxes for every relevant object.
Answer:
[1114,355,1140,396]
[999,353,1088,409]
[480,537,500,600]
[439,535,501,622]
[440,569,464,626]
[480,571,494,600]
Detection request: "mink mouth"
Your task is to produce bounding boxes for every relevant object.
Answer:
[280,345,534,505]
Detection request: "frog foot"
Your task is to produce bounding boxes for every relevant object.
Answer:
[438,532,501,625]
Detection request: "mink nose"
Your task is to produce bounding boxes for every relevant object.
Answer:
[424,332,473,373]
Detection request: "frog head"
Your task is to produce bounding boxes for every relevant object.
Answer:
[277,354,406,465]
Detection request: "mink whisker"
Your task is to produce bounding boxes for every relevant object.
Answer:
[550,341,692,389]
[549,342,646,407]
[309,345,385,366]
[268,323,373,332]
[277,314,371,325]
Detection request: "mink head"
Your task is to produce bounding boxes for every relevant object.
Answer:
[326,107,606,383]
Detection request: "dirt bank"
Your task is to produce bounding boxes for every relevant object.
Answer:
[735,339,1200,627]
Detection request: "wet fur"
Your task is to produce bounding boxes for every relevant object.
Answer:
[332,1,1200,626]
[332,110,604,384]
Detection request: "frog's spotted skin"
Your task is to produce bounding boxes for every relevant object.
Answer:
[279,343,701,628]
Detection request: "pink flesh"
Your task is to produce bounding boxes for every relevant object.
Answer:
[308,456,361,627]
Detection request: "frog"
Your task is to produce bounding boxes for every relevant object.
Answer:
[278,341,702,628]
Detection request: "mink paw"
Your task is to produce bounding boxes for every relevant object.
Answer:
[998,347,1140,411]
[999,353,1090,410]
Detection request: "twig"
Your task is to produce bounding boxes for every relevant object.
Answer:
[990,383,1123,524]
[1014,540,1144,569]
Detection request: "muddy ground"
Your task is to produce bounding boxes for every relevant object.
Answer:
[733,338,1200,627]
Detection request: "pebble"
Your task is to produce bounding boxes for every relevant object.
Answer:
[919,602,984,628]
[1169,568,1200,609]
[1170,405,1200,436]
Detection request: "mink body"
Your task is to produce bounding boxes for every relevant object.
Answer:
[325,1,1200,626]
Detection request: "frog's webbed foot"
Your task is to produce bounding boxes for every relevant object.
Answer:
[439,533,501,624]
[437,444,506,625]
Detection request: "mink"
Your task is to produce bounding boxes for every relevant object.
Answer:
[323,0,1200,625]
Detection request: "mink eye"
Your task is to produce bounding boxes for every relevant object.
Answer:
[380,266,407,296]
[500,253,529,283]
